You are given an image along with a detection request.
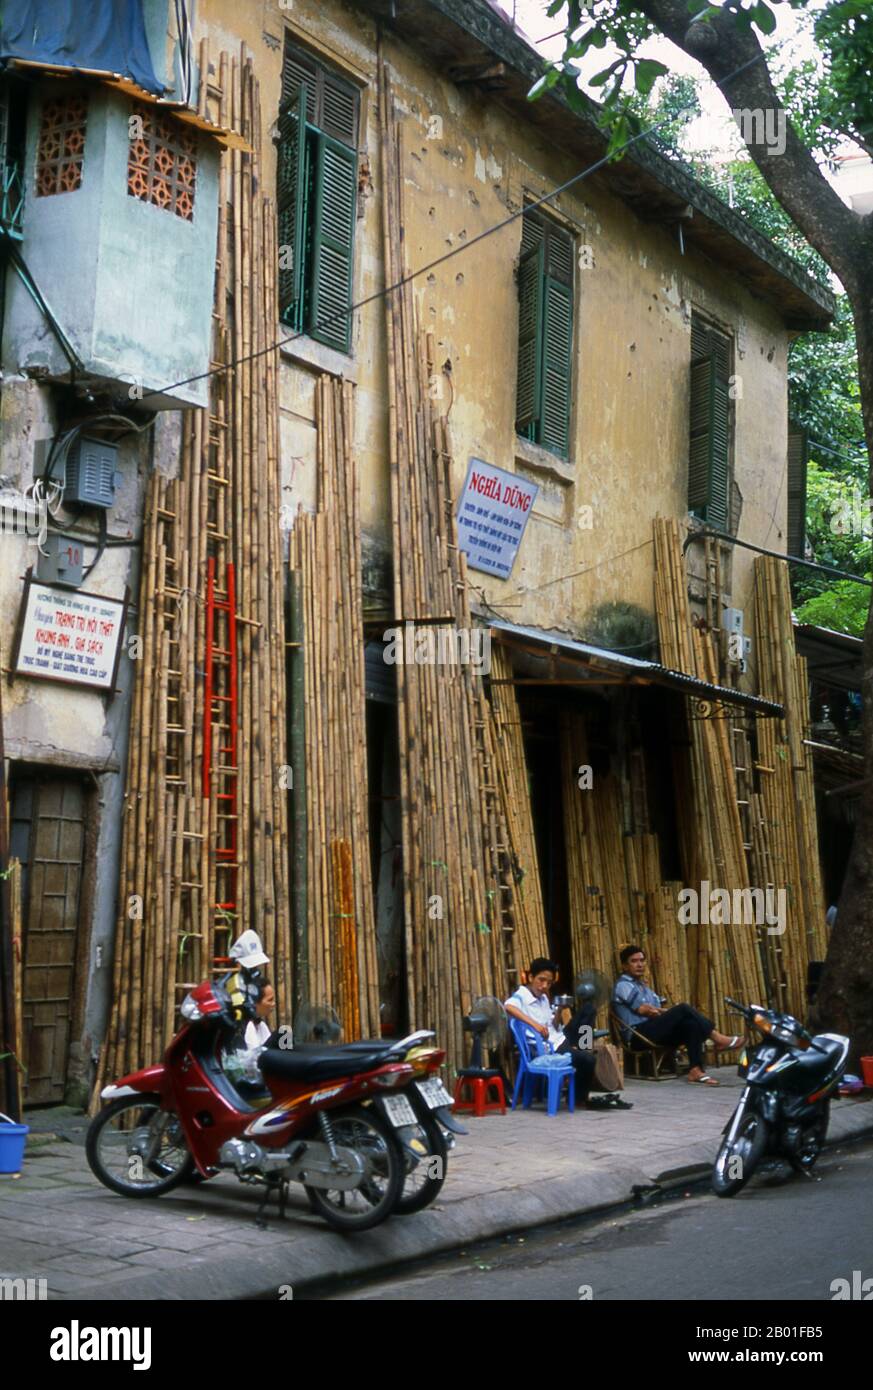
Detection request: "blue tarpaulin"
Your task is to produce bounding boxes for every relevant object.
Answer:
[0,0,163,95]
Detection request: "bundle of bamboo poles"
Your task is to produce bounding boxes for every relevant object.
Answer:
[653,517,767,1024]
[487,643,549,968]
[753,555,828,1010]
[651,517,826,1023]
[95,49,289,1096]
[645,884,690,1010]
[378,63,521,1073]
[560,712,629,1004]
[287,377,380,1038]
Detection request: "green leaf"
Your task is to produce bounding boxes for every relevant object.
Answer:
[606,112,632,159]
[634,58,668,96]
[527,74,552,102]
[564,27,606,62]
[590,61,624,88]
[751,2,777,36]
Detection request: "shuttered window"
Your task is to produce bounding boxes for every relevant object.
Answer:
[688,315,732,529]
[515,210,575,460]
[787,422,808,558]
[277,40,359,353]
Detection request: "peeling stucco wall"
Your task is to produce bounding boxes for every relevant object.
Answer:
[230,0,794,687]
[0,0,810,1085]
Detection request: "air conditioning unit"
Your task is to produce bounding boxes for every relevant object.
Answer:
[63,437,119,509]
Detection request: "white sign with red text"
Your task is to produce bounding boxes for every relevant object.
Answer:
[456,458,538,580]
[14,580,126,691]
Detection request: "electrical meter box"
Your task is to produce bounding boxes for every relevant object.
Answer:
[63,436,119,509]
[36,532,85,587]
[722,607,744,636]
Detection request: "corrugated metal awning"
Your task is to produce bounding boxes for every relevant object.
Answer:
[794,622,862,694]
[487,617,784,717]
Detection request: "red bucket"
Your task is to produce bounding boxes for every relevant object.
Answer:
[861,1057,873,1089]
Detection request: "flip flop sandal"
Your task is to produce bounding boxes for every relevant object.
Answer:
[688,1073,720,1085]
[586,1093,634,1109]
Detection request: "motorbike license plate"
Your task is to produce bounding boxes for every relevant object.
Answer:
[416,1078,453,1110]
[381,1094,418,1128]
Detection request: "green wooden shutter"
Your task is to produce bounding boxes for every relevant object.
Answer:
[690,315,710,363]
[521,210,544,257]
[277,85,308,329]
[310,131,357,352]
[688,354,729,527]
[515,241,544,434]
[545,226,574,286]
[709,371,730,528]
[281,47,318,123]
[540,275,573,458]
[320,70,358,146]
[787,423,808,557]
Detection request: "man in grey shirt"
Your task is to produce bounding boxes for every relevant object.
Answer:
[613,945,740,1085]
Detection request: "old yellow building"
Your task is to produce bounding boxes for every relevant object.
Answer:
[0,0,833,1102]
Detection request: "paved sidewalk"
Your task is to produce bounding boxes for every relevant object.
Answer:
[2,1077,871,1301]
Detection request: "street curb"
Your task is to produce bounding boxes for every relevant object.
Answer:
[57,1102,873,1301]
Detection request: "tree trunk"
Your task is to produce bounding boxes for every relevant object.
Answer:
[810,285,873,1063]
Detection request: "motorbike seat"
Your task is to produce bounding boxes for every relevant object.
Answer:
[258,1042,399,1083]
[810,1033,849,1063]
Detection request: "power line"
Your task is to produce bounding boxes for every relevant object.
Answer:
[806,437,868,469]
[141,33,789,407]
[507,538,655,599]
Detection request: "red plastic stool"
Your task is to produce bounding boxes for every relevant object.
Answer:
[452,1069,506,1117]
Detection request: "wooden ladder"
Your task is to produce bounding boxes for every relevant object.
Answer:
[204,557,240,956]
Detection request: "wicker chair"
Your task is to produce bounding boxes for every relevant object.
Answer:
[609,1011,679,1080]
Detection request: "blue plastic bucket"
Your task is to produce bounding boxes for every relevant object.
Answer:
[0,1114,28,1173]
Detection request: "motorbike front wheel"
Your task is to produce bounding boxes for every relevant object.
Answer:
[303,1106,403,1232]
[712,1108,768,1197]
[394,1111,448,1216]
[86,1095,194,1197]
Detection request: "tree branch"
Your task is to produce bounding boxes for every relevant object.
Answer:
[636,0,869,293]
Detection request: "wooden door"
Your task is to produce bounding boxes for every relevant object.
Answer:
[10,775,87,1105]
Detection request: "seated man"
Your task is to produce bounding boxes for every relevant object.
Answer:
[613,945,740,1085]
[505,957,630,1110]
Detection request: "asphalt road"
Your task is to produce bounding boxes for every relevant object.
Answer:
[318,1138,873,1301]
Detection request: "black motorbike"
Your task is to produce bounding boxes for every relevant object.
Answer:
[712,995,849,1197]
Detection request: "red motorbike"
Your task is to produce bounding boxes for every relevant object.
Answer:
[86,976,456,1232]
